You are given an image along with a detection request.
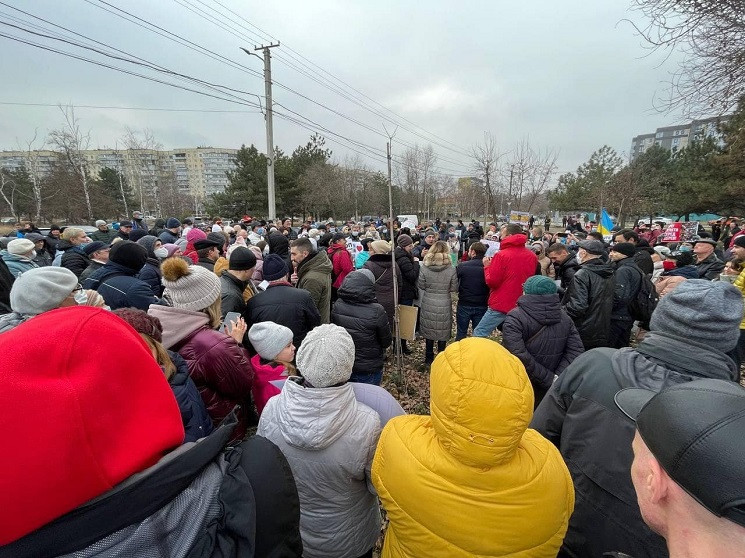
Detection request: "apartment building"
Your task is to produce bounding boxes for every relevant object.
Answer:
[0,146,237,199]
[630,115,730,162]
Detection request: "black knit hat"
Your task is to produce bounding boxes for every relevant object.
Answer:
[229,246,257,271]
[610,242,635,258]
[82,241,107,256]
[128,229,148,243]
[109,241,148,272]
[263,254,288,281]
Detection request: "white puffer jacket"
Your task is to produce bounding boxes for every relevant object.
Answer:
[257,378,381,558]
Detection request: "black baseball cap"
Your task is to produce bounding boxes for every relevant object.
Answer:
[615,379,745,527]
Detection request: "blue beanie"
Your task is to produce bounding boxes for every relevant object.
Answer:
[523,275,557,295]
[263,254,289,281]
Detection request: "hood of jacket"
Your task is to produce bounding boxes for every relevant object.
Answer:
[1,251,32,264]
[267,233,289,256]
[664,265,699,279]
[327,243,347,256]
[581,257,614,278]
[431,338,533,467]
[297,249,332,277]
[499,233,528,250]
[338,270,376,303]
[148,304,210,349]
[272,378,361,450]
[515,293,563,325]
[612,330,738,387]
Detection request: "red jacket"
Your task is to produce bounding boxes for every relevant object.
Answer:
[250,353,283,417]
[328,243,354,288]
[484,234,538,313]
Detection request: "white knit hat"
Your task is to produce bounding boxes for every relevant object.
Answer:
[7,238,35,256]
[296,324,355,388]
[249,322,293,360]
[161,257,221,312]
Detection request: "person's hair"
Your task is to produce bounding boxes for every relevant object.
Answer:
[140,333,176,379]
[205,297,222,329]
[616,229,639,242]
[728,258,745,273]
[547,242,568,254]
[291,237,314,253]
[532,226,544,237]
[675,251,695,267]
[587,231,604,242]
[196,247,214,259]
[425,240,451,262]
[469,242,486,257]
[504,223,523,236]
[61,227,84,241]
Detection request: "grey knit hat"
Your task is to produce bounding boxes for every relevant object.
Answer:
[10,267,78,315]
[296,324,355,387]
[160,257,221,312]
[649,279,743,353]
[249,322,293,360]
[7,238,35,256]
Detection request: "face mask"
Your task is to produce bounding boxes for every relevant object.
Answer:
[679,245,692,252]
[257,227,265,235]
[154,247,168,259]
[663,260,677,271]
[351,231,359,237]
[74,290,88,305]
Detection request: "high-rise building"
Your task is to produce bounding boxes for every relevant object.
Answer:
[0,146,238,200]
[630,116,730,162]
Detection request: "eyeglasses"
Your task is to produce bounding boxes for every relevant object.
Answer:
[72,284,83,293]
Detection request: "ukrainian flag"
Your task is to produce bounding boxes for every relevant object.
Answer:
[598,208,614,236]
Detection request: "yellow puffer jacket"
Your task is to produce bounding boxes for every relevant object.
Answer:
[735,268,745,329]
[372,338,574,558]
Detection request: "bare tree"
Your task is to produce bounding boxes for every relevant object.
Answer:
[472,132,504,222]
[502,139,559,213]
[0,171,19,223]
[21,130,53,223]
[122,128,164,216]
[629,0,745,116]
[49,105,94,221]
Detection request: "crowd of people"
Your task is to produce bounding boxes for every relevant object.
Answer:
[0,211,744,558]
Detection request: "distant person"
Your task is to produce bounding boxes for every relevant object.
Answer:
[547,242,580,296]
[394,234,419,354]
[455,241,489,340]
[417,241,458,364]
[363,240,401,334]
[291,237,333,323]
[54,227,91,277]
[693,238,725,280]
[90,220,117,244]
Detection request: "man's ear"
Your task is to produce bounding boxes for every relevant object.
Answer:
[647,456,670,505]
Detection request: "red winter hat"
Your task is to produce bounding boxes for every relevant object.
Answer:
[0,306,184,545]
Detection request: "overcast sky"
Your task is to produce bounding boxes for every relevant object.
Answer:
[0,0,689,178]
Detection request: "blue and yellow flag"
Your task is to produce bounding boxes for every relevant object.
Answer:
[598,208,614,236]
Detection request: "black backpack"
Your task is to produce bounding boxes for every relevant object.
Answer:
[629,269,659,323]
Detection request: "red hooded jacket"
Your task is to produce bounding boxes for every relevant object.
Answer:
[484,233,538,313]
[328,243,354,288]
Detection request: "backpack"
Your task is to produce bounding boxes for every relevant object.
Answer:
[629,270,659,323]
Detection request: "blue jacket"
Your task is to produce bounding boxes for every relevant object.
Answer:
[456,256,489,307]
[168,351,214,443]
[137,259,163,297]
[82,261,162,311]
[1,251,38,278]
[159,229,179,245]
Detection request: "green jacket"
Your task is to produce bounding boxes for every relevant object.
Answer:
[297,250,333,323]
[90,228,118,244]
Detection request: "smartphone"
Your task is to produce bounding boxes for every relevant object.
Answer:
[219,311,242,333]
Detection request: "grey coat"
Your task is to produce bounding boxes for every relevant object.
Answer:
[257,379,381,558]
[417,259,458,341]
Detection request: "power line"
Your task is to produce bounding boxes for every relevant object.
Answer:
[0,101,261,113]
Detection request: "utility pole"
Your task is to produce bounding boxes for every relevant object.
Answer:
[507,164,514,222]
[242,43,279,220]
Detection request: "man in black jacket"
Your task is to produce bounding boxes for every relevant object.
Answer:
[455,241,489,340]
[562,240,615,350]
[220,247,256,319]
[244,254,321,349]
[693,238,725,280]
[532,280,743,558]
[394,234,419,354]
[614,229,653,276]
[547,242,579,296]
[608,242,643,349]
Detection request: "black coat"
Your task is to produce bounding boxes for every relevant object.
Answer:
[0,257,14,314]
[83,261,162,311]
[455,256,488,307]
[633,248,654,276]
[502,294,584,403]
[267,233,292,271]
[531,332,738,558]
[394,246,419,303]
[611,257,643,322]
[220,271,248,318]
[2,414,303,558]
[553,252,579,296]
[58,240,90,278]
[244,282,321,349]
[331,272,392,377]
[169,350,214,443]
[363,254,402,333]
[79,260,105,284]
[562,258,615,350]
[138,259,163,297]
[696,253,725,280]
